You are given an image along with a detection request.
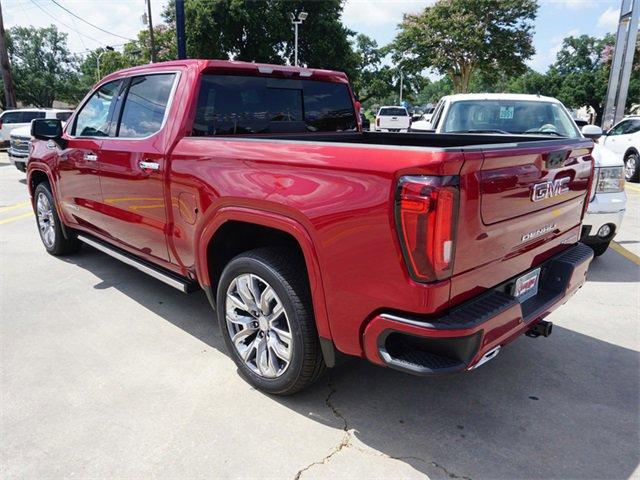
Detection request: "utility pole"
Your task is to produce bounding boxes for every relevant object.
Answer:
[146,0,157,63]
[0,2,17,109]
[399,70,404,105]
[176,0,186,59]
[602,0,639,128]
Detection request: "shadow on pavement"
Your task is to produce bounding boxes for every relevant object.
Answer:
[586,247,640,283]
[63,245,639,480]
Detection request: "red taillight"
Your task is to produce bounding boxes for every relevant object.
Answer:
[395,176,459,282]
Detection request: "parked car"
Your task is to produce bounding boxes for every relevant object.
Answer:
[0,108,72,148]
[599,115,640,183]
[28,60,593,395]
[418,93,626,256]
[372,106,411,132]
[7,125,31,172]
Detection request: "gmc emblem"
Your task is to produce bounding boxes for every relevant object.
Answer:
[531,177,570,202]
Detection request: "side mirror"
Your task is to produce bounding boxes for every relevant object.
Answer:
[581,124,603,140]
[31,119,65,148]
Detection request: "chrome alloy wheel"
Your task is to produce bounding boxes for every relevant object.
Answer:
[625,154,637,180]
[225,274,293,378]
[36,192,56,248]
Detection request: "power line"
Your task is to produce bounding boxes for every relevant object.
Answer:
[28,0,106,46]
[49,0,136,42]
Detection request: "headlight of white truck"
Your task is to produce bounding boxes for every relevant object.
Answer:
[596,166,624,193]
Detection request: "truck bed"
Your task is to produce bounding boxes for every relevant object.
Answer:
[249,131,572,149]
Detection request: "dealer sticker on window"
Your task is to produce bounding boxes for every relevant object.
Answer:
[499,106,514,119]
[513,268,541,303]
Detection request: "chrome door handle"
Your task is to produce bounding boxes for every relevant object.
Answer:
[139,160,160,171]
[84,153,98,161]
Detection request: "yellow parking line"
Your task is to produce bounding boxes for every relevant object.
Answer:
[0,211,33,225]
[0,200,30,213]
[610,242,640,266]
[625,183,640,193]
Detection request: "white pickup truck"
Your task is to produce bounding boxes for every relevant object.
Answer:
[411,93,626,256]
[372,106,411,132]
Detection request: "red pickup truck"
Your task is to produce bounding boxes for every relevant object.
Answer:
[28,60,594,394]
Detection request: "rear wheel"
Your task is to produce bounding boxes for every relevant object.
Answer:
[34,182,80,255]
[216,247,325,395]
[624,152,639,183]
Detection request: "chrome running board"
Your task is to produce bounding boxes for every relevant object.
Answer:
[77,234,197,293]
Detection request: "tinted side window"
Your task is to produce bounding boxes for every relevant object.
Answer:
[192,74,356,136]
[56,112,72,121]
[21,111,45,122]
[1,112,22,124]
[608,120,629,136]
[626,119,640,134]
[117,74,175,138]
[73,80,122,137]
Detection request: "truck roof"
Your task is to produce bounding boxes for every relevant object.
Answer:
[443,93,562,104]
[101,59,350,85]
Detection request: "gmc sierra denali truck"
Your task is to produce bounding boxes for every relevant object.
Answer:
[28,60,594,395]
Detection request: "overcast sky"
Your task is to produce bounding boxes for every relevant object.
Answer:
[2,0,623,74]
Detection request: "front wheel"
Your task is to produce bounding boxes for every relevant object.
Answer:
[34,182,80,255]
[624,153,639,183]
[216,247,325,395]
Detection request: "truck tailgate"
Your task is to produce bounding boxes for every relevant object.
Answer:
[451,139,594,303]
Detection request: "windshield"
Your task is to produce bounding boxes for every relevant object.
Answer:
[379,107,407,116]
[442,100,580,137]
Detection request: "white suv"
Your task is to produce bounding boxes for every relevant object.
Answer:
[600,115,640,183]
[1,108,72,147]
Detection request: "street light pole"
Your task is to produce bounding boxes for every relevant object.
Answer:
[399,70,404,104]
[96,46,115,81]
[290,11,308,67]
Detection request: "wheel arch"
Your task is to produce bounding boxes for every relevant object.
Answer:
[195,207,334,359]
[624,147,639,158]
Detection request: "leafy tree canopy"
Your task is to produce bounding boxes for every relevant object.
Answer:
[6,25,80,107]
[393,0,538,93]
[162,0,356,76]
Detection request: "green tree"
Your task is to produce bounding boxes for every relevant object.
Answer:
[550,34,613,123]
[7,25,80,107]
[393,0,537,93]
[162,0,356,76]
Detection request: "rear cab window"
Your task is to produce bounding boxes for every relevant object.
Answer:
[378,107,408,116]
[192,74,357,136]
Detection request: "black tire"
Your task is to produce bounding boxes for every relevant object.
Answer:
[33,182,80,256]
[216,247,325,395]
[15,162,26,173]
[590,241,610,257]
[624,152,639,183]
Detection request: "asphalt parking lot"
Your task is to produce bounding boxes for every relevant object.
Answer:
[1,152,639,479]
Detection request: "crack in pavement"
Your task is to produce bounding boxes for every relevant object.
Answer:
[293,373,350,479]
[292,374,472,480]
[428,461,473,480]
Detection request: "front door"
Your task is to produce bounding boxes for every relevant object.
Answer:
[96,73,177,262]
[57,80,122,231]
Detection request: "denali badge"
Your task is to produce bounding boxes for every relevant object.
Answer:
[521,223,556,242]
[531,177,570,202]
